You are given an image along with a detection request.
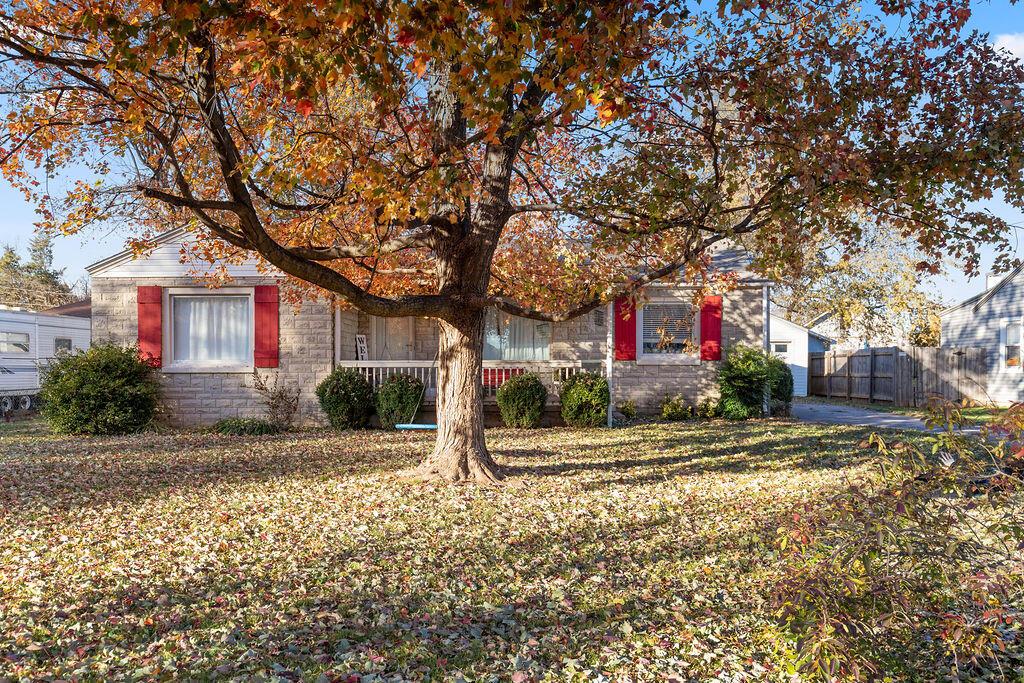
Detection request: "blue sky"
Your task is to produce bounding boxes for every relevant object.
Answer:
[1,0,1022,303]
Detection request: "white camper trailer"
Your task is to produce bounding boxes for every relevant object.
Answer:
[0,307,90,412]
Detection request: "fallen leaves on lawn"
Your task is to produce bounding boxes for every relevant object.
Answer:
[0,421,881,680]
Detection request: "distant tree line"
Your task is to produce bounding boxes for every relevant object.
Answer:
[0,234,86,310]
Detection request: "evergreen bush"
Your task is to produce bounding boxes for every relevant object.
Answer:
[559,372,609,428]
[315,368,374,429]
[496,372,548,428]
[38,343,159,435]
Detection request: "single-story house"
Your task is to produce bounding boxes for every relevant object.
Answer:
[941,269,1024,405]
[768,314,833,397]
[87,228,772,426]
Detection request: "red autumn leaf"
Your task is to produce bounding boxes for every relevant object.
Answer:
[396,27,415,47]
[295,98,314,117]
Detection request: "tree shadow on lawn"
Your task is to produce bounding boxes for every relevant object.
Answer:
[4,492,805,680]
[0,422,903,513]
[496,422,888,486]
[0,430,430,513]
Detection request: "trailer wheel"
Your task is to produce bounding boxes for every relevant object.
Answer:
[0,396,12,414]
[18,395,32,411]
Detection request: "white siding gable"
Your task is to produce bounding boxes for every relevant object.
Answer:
[87,229,271,279]
[769,315,810,397]
[941,271,1024,405]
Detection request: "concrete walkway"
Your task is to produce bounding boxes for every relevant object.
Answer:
[791,401,932,431]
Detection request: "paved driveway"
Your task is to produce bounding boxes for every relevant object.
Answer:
[791,401,931,431]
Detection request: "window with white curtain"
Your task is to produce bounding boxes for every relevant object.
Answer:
[483,310,551,361]
[169,294,252,368]
[640,303,696,355]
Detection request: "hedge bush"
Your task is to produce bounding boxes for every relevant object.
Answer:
[696,397,719,419]
[496,372,548,428]
[660,394,695,421]
[767,355,794,404]
[375,373,424,429]
[717,344,778,420]
[212,417,280,436]
[559,372,609,428]
[315,368,374,429]
[38,343,159,435]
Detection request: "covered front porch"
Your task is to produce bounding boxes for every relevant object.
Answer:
[334,359,606,404]
[334,307,610,404]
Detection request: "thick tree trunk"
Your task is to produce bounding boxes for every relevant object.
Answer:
[416,309,502,483]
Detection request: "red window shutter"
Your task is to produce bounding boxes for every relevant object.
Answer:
[254,285,280,368]
[614,297,637,361]
[137,286,162,367]
[700,295,723,361]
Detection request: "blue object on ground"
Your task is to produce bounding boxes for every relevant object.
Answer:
[395,423,437,430]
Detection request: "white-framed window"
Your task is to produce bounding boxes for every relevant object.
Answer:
[637,300,700,364]
[0,331,30,354]
[1002,320,1021,369]
[54,337,73,353]
[484,309,551,361]
[772,341,790,355]
[164,287,254,372]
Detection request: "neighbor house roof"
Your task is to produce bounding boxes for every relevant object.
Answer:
[940,263,1024,316]
[770,312,836,343]
[41,298,91,318]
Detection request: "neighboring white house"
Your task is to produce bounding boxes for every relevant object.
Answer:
[0,305,91,411]
[768,314,832,397]
[941,268,1024,405]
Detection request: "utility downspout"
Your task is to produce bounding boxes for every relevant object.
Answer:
[606,301,615,427]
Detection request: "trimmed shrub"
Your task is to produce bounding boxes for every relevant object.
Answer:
[315,368,374,429]
[617,399,638,422]
[717,345,774,419]
[212,417,280,436]
[38,343,159,435]
[718,394,753,420]
[696,397,719,419]
[496,372,548,428]
[375,373,424,429]
[767,355,794,404]
[559,372,609,428]
[660,394,695,421]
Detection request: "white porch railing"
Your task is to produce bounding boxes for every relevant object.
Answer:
[334,360,604,400]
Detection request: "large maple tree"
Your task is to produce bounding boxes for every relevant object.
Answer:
[1,0,1022,481]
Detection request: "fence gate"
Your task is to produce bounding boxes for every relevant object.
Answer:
[808,346,987,408]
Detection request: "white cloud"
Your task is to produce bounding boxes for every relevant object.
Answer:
[994,32,1024,60]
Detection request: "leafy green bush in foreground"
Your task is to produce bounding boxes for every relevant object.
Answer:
[38,343,159,435]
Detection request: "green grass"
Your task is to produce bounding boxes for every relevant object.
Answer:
[0,420,914,680]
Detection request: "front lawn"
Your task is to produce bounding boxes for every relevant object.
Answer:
[0,421,903,679]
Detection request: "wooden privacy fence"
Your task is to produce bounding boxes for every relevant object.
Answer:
[808,347,988,407]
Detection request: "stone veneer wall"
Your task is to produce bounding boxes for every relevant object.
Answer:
[611,285,765,412]
[91,277,334,427]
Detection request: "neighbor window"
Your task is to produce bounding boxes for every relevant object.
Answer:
[640,303,696,355]
[169,293,252,367]
[0,332,29,353]
[484,310,551,361]
[54,337,73,353]
[772,342,789,355]
[1006,324,1020,368]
